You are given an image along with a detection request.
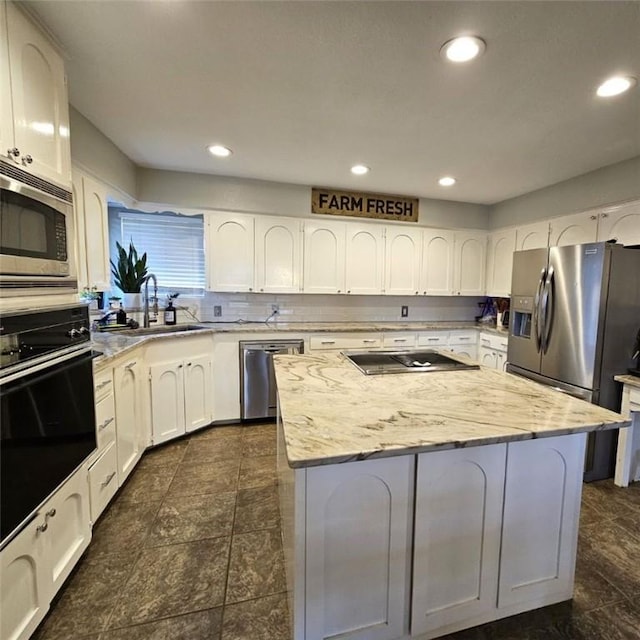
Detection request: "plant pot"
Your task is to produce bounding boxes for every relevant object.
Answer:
[122,293,142,310]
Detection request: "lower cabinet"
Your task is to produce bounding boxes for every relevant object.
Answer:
[478,333,508,371]
[0,468,91,640]
[150,354,213,445]
[88,442,119,523]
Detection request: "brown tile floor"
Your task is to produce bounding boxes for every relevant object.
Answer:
[33,424,640,640]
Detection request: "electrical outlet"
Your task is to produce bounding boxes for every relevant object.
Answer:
[213,305,222,317]
[271,303,280,313]
[401,305,409,318]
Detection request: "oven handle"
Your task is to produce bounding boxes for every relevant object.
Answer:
[0,347,101,389]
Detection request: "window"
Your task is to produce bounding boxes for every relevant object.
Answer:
[108,208,205,293]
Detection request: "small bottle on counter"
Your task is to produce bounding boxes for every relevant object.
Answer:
[164,299,177,325]
[116,303,127,325]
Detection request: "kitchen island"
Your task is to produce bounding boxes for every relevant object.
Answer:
[274,351,630,640]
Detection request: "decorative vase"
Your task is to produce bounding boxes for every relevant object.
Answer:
[122,293,142,310]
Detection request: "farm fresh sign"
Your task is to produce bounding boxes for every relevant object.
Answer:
[311,188,419,223]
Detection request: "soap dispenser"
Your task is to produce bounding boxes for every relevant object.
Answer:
[116,303,127,325]
[164,297,177,325]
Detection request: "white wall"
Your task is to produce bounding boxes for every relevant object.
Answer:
[489,156,640,229]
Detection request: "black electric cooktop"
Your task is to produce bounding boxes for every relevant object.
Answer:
[344,350,480,376]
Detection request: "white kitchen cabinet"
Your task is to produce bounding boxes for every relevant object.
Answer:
[417,331,449,348]
[0,467,91,640]
[421,229,455,295]
[149,353,213,445]
[485,228,517,297]
[384,226,422,295]
[453,231,486,296]
[499,434,586,609]
[0,1,13,164]
[113,357,144,485]
[88,442,118,524]
[2,1,71,187]
[255,215,301,293]
[412,444,506,636]
[344,222,385,294]
[596,201,640,246]
[549,211,598,246]
[305,456,414,640]
[515,220,549,251]
[303,220,346,293]
[478,332,508,371]
[207,212,255,292]
[72,167,111,291]
[448,330,478,361]
[383,333,417,349]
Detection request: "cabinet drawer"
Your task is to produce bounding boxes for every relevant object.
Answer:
[448,330,477,346]
[93,369,113,402]
[479,332,508,352]
[629,386,640,411]
[95,392,116,451]
[88,442,118,523]
[309,334,382,351]
[417,332,449,347]
[383,333,417,348]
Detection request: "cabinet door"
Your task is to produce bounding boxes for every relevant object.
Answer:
[47,469,91,593]
[255,216,301,293]
[345,223,384,294]
[306,456,413,640]
[449,344,478,360]
[113,359,144,485]
[384,226,422,295]
[486,229,516,297]
[0,1,14,164]
[303,220,346,293]
[597,203,640,246]
[421,229,454,295]
[515,221,549,251]
[496,351,508,371]
[499,434,586,608]
[479,346,498,369]
[184,354,213,433]
[5,2,71,187]
[150,361,186,445]
[0,517,51,640]
[412,445,506,636]
[207,213,255,292]
[81,174,111,290]
[549,212,598,246]
[453,231,486,296]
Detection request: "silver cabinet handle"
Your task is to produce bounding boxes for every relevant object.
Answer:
[458,337,471,341]
[21,154,33,165]
[427,337,439,342]
[98,417,114,431]
[394,338,407,342]
[95,380,111,391]
[321,340,336,345]
[101,472,116,488]
[124,361,137,370]
[362,339,376,344]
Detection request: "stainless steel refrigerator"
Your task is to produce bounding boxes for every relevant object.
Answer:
[507,241,640,481]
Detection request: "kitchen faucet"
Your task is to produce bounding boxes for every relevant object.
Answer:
[142,273,158,328]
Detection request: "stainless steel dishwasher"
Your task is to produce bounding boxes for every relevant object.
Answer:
[240,340,304,420]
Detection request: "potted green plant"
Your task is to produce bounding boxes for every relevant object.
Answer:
[110,241,148,308]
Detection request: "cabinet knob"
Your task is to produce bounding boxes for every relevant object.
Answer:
[337,290,341,293]
[6,147,19,158]
[590,215,597,220]
[260,288,264,292]
[178,364,183,368]
[415,291,419,295]
[46,509,56,519]
[601,213,609,219]
[36,522,48,534]
[21,154,33,165]
[347,290,351,294]
[187,362,192,366]
[249,288,253,292]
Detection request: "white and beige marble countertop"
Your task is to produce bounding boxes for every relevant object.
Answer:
[614,374,640,390]
[91,320,507,368]
[274,351,631,468]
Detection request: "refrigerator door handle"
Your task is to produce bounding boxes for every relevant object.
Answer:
[533,268,546,352]
[541,266,555,354]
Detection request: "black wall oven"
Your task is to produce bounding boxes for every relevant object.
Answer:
[0,304,98,546]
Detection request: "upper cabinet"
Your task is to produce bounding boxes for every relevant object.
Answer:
[207,212,255,292]
[303,220,346,293]
[596,202,640,246]
[453,231,487,296]
[384,226,422,295]
[515,221,549,251]
[72,167,111,291]
[255,216,302,293]
[421,229,454,296]
[344,222,384,295]
[548,211,598,246]
[2,1,71,187]
[485,228,516,298]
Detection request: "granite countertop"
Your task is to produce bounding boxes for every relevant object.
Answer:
[90,320,507,368]
[274,351,631,469]
[614,374,640,390]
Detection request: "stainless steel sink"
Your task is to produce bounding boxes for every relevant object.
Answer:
[105,324,209,337]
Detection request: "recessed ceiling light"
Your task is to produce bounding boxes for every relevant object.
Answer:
[351,164,370,175]
[596,75,637,97]
[438,176,456,187]
[440,36,486,63]
[207,144,232,157]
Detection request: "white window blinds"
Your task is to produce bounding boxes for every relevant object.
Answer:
[109,209,205,291]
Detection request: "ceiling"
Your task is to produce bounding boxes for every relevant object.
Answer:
[25,0,640,205]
